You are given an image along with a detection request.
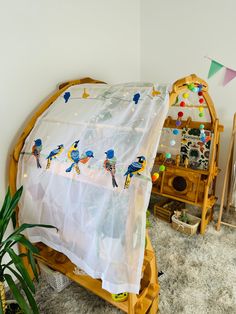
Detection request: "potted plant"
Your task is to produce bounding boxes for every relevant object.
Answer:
[0,186,56,314]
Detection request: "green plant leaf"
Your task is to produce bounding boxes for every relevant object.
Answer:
[7,186,23,218]
[4,234,39,254]
[4,274,32,314]
[2,254,27,272]
[27,250,39,282]
[5,248,35,293]
[6,223,58,242]
[2,187,23,226]
[6,266,39,314]
[11,211,17,229]
[0,187,23,242]
[0,187,11,219]
[0,188,11,241]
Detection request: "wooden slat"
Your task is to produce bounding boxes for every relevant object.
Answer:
[36,246,129,312]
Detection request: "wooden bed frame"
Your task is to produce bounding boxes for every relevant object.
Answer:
[9,74,222,313]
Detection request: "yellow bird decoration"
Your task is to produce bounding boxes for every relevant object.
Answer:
[82,88,90,99]
[152,86,161,97]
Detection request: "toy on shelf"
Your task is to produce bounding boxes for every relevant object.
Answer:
[152,74,224,234]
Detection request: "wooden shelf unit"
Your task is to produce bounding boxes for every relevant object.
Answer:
[153,74,223,234]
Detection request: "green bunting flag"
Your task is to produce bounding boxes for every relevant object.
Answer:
[208,60,223,79]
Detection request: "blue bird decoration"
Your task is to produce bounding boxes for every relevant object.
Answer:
[46,144,64,169]
[104,149,118,188]
[32,139,42,168]
[79,150,94,164]
[124,156,146,189]
[133,93,140,105]
[63,92,71,103]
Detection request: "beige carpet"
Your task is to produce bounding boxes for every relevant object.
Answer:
[33,203,236,314]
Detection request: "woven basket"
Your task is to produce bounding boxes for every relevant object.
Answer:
[39,262,72,292]
[171,213,201,235]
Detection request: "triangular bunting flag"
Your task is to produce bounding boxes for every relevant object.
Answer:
[223,68,236,86]
[208,60,223,78]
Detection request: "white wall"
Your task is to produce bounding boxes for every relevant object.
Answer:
[0,0,140,237]
[1,0,235,215]
[141,0,236,200]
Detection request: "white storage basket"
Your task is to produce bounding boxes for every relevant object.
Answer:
[171,213,201,235]
[39,262,72,292]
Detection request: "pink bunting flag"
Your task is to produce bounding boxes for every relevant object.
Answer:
[223,67,236,86]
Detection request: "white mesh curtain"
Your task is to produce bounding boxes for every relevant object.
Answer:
[17,82,169,293]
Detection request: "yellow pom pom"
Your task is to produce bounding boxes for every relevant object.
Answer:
[199,106,204,112]
[183,93,189,99]
[152,172,159,182]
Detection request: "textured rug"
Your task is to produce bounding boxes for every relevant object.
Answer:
[30,202,236,314]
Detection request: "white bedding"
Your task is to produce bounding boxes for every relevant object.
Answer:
[17,82,169,293]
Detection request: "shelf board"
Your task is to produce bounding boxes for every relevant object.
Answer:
[153,163,210,176]
[152,187,217,209]
[151,186,202,207]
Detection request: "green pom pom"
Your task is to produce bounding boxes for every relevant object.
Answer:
[166,152,171,159]
[199,124,205,129]
[199,112,204,118]
[159,165,165,171]
[188,83,194,91]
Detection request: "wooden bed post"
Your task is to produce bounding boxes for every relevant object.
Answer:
[216,113,236,231]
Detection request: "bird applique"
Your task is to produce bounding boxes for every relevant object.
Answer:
[63,92,71,103]
[66,140,80,174]
[104,149,118,188]
[32,139,42,168]
[152,86,161,97]
[46,144,64,169]
[66,141,94,174]
[79,150,94,164]
[124,156,146,189]
[82,88,90,99]
[133,93,140,105]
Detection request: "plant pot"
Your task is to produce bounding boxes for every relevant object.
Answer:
[5,300,23,314]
